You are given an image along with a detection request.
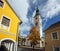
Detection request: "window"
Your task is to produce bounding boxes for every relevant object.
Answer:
[35,17,37,19]
[53,47,60,51]
[1,16,10,30]
[1,16,10,27]
[52,32,58,40]
[0,0,4,8]
[35,22,38,26]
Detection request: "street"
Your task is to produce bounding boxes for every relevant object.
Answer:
[17,47,44,51]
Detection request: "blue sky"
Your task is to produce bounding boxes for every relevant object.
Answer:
[7,0,60,37]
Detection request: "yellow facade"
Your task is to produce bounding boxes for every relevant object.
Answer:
[0,0,21,41]
[0,0,22,51]
[45,22,60,51]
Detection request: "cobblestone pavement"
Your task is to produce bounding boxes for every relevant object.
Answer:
[17,47,44,51]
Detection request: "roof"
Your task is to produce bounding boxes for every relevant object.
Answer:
[34,7,43,19]
[44,21,60,32]
[43,13,60,32]
[6,0,22,25]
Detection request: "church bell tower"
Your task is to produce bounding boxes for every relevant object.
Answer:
[34,7,42,47]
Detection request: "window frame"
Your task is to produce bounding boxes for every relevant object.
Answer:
[1,15,11,31]
[35,17,37,20]
[51,32,59,40]
[0,0,4,8]
[53,46,60,51]
[35,22,38,26]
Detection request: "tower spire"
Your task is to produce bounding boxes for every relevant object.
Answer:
[36,7,40,15]
[35,3,40,16]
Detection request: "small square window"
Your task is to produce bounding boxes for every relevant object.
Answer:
[52,32,58,40]
[35,22,38,26]
[53,47,60,51]
[0,0,4,8]
[0,16,10,30]
[1,16,10,27]
[35,17,37,19]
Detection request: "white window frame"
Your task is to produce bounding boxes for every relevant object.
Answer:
[53,46,60,51]
[51,32,59,40]
[0,0,5,8]
[0,15,11,31]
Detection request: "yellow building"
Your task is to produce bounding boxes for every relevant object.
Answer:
[0,0,22,51]
[44,22,60,51]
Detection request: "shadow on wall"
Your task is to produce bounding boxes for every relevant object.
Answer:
[0,44,8,51]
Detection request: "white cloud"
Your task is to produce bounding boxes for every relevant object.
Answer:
[7,0,30,37]
[20,23,31,36]
[7,0,29,23]
[21,23,31,32]
[33,0,36,4]
[21,34,27,38]
[39,0,60,29]
[40,0,60,19]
